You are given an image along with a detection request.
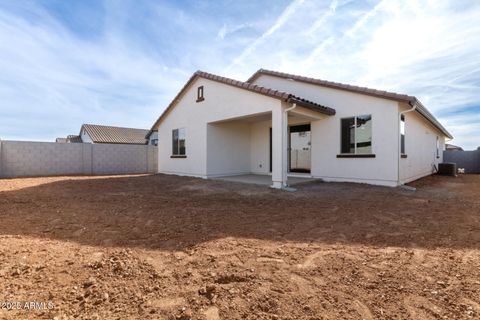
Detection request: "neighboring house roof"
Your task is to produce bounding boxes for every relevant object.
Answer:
[66,135,82,143]
[149,71,336,133]
[81,124,149,144]
[445,143,464,151]
[247,69,453,139]
[55,137,68,143]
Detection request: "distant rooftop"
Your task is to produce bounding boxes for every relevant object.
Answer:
[81,124,149,144]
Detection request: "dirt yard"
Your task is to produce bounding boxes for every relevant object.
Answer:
[0,174,479,319]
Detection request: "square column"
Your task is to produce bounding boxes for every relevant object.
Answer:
[271,105,288,189]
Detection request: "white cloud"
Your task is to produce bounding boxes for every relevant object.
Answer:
[227,0,306,70]
[217,23,252,39]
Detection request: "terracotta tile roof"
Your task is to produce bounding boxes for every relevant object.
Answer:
[247,69,417,102]
[196,71,335,115]
[247,69,452,139]
[149,71,336,133]
[81,124,149,144]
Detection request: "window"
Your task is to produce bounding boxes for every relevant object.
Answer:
[341,115,372,154]
[400,114,406,154]
[436,136,439,158]
[150,139,158,146]
[196,86,204,102]
[172,128,186,156]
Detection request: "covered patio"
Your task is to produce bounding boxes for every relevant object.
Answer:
[206,100,335,188]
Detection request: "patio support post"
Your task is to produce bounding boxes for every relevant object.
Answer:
[271,105,287,188]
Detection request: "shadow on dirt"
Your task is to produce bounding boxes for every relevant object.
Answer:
[0,173,478,250]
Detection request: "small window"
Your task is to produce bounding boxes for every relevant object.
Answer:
[196,86,204,102]
[400,114,406,154]
[341,115,372,154]
[172,128,186,156]
[436,136,439,158]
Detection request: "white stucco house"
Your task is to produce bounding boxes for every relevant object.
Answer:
[148,69,452,188]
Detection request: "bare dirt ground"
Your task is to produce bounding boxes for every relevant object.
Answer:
[0,174,479,319]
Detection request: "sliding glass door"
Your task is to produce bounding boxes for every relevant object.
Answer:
[289,124,311,173]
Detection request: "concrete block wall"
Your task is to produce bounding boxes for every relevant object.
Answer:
[91,144,149,175]
[82,143,93,175]
[0,139,158,178]
[443,149,480,173]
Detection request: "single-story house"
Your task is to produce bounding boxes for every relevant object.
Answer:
[57,124,151,145]
[149,69,452,188]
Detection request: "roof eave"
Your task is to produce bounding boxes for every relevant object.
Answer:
[149,72,201,132]
[149,71,336,130]
[287,97,336,116]
[410,99,453,139]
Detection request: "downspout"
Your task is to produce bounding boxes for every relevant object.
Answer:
[398,101,417,185]
[283,102,297,187]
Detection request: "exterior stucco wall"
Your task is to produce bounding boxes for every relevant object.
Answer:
[250,120,271,174]
[155,77,281,178]
[399,103,447,183]
[253,75,400,186]
[0,140,157,178]
[206,122,251,177]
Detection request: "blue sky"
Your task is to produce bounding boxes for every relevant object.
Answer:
[0,0,479,149]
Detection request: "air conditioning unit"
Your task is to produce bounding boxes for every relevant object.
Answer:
[438,163,457,176]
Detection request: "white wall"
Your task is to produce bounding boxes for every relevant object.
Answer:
[250,120,271,174]
[206,122,251,177]
[399,103,446,183]
[80,128,93,143]
[155,77,280,178]
[253,75,400,186]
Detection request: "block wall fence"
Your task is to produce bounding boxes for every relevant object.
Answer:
[0,140,157,178]
[443,149,480,174]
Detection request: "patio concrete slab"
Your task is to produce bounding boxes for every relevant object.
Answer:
[213,174,318,186]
